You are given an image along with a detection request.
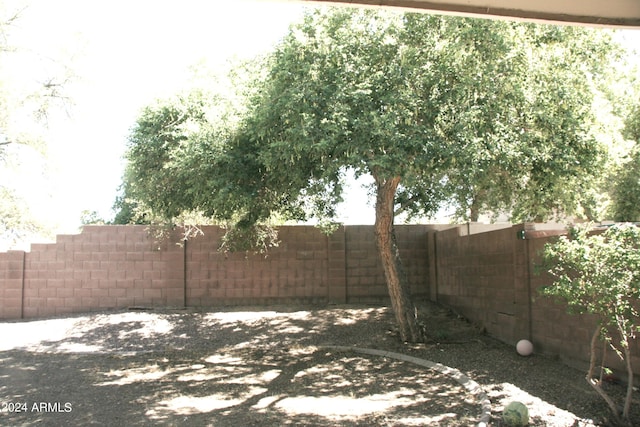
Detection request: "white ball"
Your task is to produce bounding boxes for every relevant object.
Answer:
[516,339,533,356]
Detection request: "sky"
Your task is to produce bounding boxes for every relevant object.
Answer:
[1,0,640,248]
[2,0,377,241]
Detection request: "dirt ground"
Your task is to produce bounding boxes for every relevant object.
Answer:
[0,301,638,426]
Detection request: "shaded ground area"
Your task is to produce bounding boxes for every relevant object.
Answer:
[0,302,638,426]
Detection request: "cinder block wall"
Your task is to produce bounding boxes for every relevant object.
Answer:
[0,224,432,319]
[434,225,523,343]
[0,251,24,319]
[186,226,332,306]
[433,224,640,376]
[16,226,185,318]
[186,225,433,307]
[344,225,431,303]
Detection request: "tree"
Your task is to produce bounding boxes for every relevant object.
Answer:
[122,9,619,343]
[611,100,640,222]
[0,7,47,247]
[118,63,279,238]
[623,99,640,143]
[80,210,106,225]
[0,186,46,249]
[235,10,614,341]
[541,224,640,425]
[0,4,77,248]
[439,23,618,222]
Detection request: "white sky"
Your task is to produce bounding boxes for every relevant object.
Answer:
[2,0,639,246]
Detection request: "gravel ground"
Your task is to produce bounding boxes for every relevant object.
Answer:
[0,301,638,426]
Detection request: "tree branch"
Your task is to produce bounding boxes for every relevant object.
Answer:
[393,195,419,217]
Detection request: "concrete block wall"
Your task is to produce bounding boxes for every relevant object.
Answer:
[391,225,431,299]
[434,224,522,344]
[185,225,431,307]
[2,226,185,319]
[433,223,640,376]
[186,226,331,306]
[344,225,386,302]
[344,225,434,303]
[0,224,431,319]
[0,251,24,319]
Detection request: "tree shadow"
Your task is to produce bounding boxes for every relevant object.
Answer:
[0,305,484,426]
[0,305,397,354]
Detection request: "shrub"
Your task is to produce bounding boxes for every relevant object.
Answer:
[540,224,640,425]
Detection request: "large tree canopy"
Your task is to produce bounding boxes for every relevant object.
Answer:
[122,8,623,342]
[232,10,616,225]
[123,10,620,226]
[611,98,640,221]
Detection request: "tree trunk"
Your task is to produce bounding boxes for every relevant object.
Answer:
[587,326,621,424]
[469,187,490,222]
[469,193,482,223]
[373,174,423,343]
[615,317,634,423]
